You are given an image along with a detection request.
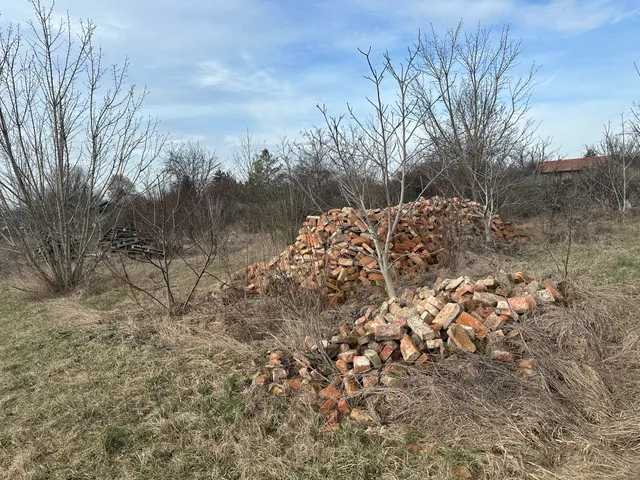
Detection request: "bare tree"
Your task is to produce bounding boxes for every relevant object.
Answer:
[318,47,444,299]
[105,167,227,315]
[163,140,218,195]
[586,114,637,213]
[0,1,162,292]
[414,22,538,243]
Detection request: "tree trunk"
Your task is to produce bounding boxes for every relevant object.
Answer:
[484,213,493,244]
[381,258,397,300]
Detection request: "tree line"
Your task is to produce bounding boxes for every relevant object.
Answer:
[1,1,639,299]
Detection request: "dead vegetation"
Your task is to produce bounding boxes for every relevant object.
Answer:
[1,217,640,479]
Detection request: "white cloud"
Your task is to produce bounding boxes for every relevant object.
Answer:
[521,0,628,34]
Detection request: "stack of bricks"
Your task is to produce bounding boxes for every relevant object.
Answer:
[244,196,526,304]
[252,271,565,430]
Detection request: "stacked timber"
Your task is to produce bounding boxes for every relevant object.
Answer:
[99,227,164,257]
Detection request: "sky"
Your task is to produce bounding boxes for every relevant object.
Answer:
[1,0,640,166]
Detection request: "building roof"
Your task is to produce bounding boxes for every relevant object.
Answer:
[536,156,612,174]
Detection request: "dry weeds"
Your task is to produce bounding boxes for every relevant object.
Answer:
[1,218,640,479]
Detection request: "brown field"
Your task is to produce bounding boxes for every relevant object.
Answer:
[2,218,640,479]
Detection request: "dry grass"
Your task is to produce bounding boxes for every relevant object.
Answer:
[1,218,640,479]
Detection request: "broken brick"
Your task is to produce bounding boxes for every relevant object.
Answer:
[507,295,537,314]
[337,349,358,363]
[400,334,421,362]
[483,312,503,331]
[335,359,349,374]
[285,378,302,390]
[268,351,282,366]
[486,330,505,344]
[350,408,373,423]
[534,289,555,305]
[343,375,359,395]
[379,341,399,362]
[407,315,436,341]
[374,323,405,341]
[545,282,567,305]
[432,302,462,329]
[456,311,488,340]
[353,356,372,374]
[319,398,336,415]
[337,398,350,415]
[364,349,382,368]
[271,367,288,382]
[490,349,514,362]
[513,271,532,283]
[447,324,476,353]
[380,374,404,388]
[472,291,503,307]
[362,374,379,389]
[318,385,341,400]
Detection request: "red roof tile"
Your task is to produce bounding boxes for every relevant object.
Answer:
[537,156,612,174]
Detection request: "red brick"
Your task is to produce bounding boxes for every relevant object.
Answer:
[483,312,503,331]
[318,384,341,400]
[337,398,350,415]
[321,410,340,431]
[335,359,349,374]
[374,323,405,341]
[343,375,359,395]
[362,374,379,389]
[407,316,435,341]
[432,302,462,329]
[507,295,537,314]
[545,282,567,305]
[319,398,336,415]
[455,311,488,340]
[447,324,476,353]
[271,367,288,382]
[513,271,532,283]
[455,283,475,297]
[507,329,521,339]
[427,295,447,310]
[380,374,404,388]
[495,300,512,317]
[455,465,473,480]
[490,349,514,362]
[337,349,358,363]
[379,341,399,362]
[253,374,269,386]
[519,358,535,369]
[472,291,502,307]
[268,352,282,366]
[353,356,372,374]
[486,330,505,344]
[415,353,430,364]
[462,297,477,312]
[400,334,421,362]
[285,378,302,390]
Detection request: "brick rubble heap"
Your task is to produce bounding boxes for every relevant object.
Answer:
[244,196,526,304]
[252,271,565,430]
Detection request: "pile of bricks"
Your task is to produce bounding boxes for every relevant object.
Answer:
[252,271,565,430]
[244,196,526,303]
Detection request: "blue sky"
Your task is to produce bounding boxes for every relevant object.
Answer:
[2,0,640,165]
